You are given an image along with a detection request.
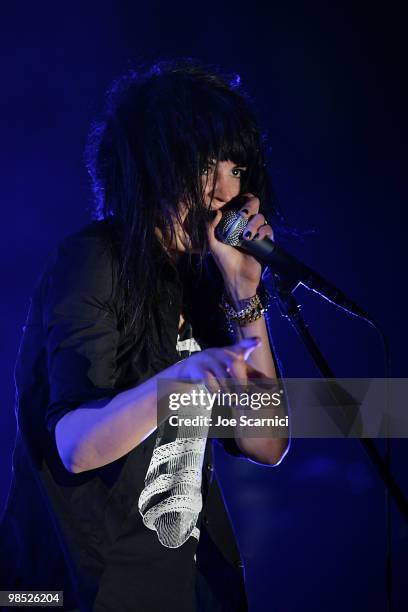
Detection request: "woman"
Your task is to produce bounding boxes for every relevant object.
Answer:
[0,59,289,611]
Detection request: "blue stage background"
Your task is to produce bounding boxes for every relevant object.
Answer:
[1,2,406,610]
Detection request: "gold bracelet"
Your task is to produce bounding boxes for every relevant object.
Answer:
[220,292,266,328]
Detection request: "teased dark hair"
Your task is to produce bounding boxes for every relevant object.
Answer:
[85,58,276,350]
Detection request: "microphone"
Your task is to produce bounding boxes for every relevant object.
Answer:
[215,209,372,322]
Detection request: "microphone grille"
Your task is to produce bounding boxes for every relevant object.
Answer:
[215,210,248,246]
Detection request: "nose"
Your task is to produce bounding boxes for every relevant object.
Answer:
[209,173,238,208]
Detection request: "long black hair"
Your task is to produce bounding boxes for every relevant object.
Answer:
[85,58,276,347]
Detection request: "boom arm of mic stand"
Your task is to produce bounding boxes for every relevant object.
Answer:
[272,273,408,522]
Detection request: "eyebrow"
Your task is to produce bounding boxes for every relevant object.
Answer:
[207,159,247,167]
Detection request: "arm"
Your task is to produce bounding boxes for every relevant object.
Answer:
[55,339,263,474]
[43,230,169,474]
[227,288,277,377]
[225,285,290,466]
[56,368,166,474]
[207,193,290,466]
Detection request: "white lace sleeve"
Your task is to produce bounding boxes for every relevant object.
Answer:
[138,329,211,548]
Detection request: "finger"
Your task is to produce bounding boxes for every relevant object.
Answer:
[205,371,221,395]
[238,193,260,218]
[242,213,271,241]
[252,223,274,241]
[227,357,248,385]
[208,365,234,395]
[196,350,234,385]
[226,337,262,361]
[208,355,245,392]
[227,361,269,394]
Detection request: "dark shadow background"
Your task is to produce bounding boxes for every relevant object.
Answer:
[1,2,406,610]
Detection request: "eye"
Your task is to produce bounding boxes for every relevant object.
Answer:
[231,167,247,178]
[200,162,216,176]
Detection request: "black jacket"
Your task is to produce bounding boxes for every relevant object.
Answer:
[0,220,248,611]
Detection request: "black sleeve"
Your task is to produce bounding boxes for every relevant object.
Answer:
[42,230,121,434]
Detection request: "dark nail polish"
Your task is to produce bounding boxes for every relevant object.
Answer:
[253,232,259,240]
[241,208,249,215]
[244,230,252,239]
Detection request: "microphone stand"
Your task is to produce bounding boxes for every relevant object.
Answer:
[220,208,406,610]
[271,272,408,522]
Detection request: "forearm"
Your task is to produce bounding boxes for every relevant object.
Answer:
[226,284,276,377]
[233,322,289,464]
[56,370,169,474]
[230,313,276,378]
[225,286,289,464]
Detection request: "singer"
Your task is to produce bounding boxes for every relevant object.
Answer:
[0,60,289,611]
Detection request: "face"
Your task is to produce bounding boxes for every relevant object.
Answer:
[201,159,247,210]
[165,159,247,253]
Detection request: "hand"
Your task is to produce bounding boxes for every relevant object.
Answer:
[207,193,274,300]
[171,337,264,393]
